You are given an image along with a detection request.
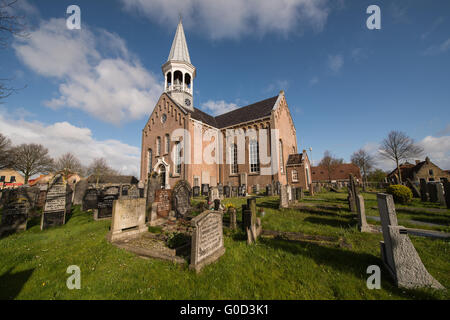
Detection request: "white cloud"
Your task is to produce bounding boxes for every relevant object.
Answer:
[201,100,238,116]
[327,54,343,73]
[121,0,331,39]
[0,110,140,176]
[13,18,163,124]
[423,38,450,56]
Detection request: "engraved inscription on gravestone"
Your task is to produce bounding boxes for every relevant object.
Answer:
[155,189,171,218]
[41,175,72,230]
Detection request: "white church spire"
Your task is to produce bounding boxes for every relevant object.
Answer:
[162,19,196,111]
[168,19,191,63]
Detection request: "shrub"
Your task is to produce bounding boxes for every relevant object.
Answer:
[386,184,413,204]
[166,232,190,249]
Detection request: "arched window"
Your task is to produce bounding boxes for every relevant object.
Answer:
[230,143,238,174]
[174,70,183,88]
[148,149,153,172]
[185,73,191,89]
[249,139,260,173]
[279,140,284,173]
[175,142,182,174]
[165,134,170,154]
[156,137,161,156]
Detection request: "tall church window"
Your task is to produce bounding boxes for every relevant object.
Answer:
[230,143,238,174]
[165,134,170,154]
[279,140,284,174]
[148,149,153,173]
[249,139,260,173]
[175,142,182,174]
[156,137,161,156]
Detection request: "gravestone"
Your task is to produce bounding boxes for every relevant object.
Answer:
[0,190,30,236]
[121,185,130,196]
[427,183,438,203]
[279,185,289,209]
[37,186,47,209]
[355,194,371,232]
[231,186,238,198]
[238,184,247,197]
[193,186,200,197]
[239,173,248,187]
[209,186,220,204]
[406,178,420,198]
[190,210,225,272]
[96,192,119,220]
[309,184,314,196]
[41,175,72,230]
[218,184,224,200]
[436,183,445,206]
[419,180,428,202]
[73,179,89,206]
[172,180,192,217]
[287,186,292,202]
[201,184,209,196]
[223,186,230,198]
[347,186,356,212]
[377,193,444,289]
[82,188,99,212]
[145,174,161,220]
[266,184,272,196]
[214,199,221,211]
[122,185,139,199]
[276,181,281,195]
[155,189,172,218]
[108,198,147,242]
[444,181,450,209]
[252,185,257,194]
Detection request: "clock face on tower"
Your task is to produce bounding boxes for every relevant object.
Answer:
[185,98,191,106]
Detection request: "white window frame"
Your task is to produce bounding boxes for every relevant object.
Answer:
[292,170,298,182]
[249,139,260,173]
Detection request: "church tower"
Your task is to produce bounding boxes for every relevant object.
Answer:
[162,19,196,111]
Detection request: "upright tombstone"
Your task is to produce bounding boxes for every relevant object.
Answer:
[73,179,89,206]
[275,181,281,195]
[266,184,273,196]
[41,175,72,230]
[193,186,200,197]
[436,183,446,206]
[0,189,30,236]
[218,184,224,200]
[209,186,220,204]
[309,184,314,196]
[223,185,231,198]
[444,181,450,209]
[190,210,225,272]
[95,187,120,220]
[377,193,444,290]
[242,198,261,244]
[155,189,172,218]
[36,185,47,209]
[172,180,192,217]
[108,198,147,242]
[355,194,370,232]
[347,186,356,212]
[201,184,209,196]
[419,180,428,202]
[427,183,438,203]
[145,173,161,220]
[82,188,99,212]
[279,185,289,209]
[231,186,238,198]
[213,199,221,211]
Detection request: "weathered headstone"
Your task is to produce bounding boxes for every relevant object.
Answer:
[266,184,273,196]
[145,174,161,220]
[155,189,172,218]
[309,183,314,196]
[436,183,445,206]
[41,175,72,230]
[193,186,200,197]
[73,179,88,206]
[108,198,147,242]
[209,186,220,203]
[213,199,221,211]
[0,190,29,236]
[427,183,438,203]
[231,186,238,197]
[377,193,444,290]
[82,188,99,212]
[444,181,450,209]
[201,184,209,196]
[420,180,428,202]
[190,210,225,272]
[355,194,371,232]
[172,180,192,217]
[223,185,230,198]
[96,192,119,220]
[228,207,237,230]
[279,185,289,209]
[347,186,356,212]
[218,184,224,200]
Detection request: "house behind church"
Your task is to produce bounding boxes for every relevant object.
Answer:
[386,156,450,184]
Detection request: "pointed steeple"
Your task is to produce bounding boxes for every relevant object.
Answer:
[168,19,191,63]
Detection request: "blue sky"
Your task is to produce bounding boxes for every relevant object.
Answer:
[1,0,449,176]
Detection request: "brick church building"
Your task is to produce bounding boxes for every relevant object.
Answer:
[140,20,311,192]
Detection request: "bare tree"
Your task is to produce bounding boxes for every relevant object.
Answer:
[55,152,84,178]
[0,0,29,100]
[10,143,54,184]
[379,131,424,183]
[351,149,374,188]
[319,150,344,182]
[0,132,12,169]
[86,158,117,186]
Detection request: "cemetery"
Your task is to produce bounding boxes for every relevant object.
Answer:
[0,174,449,300]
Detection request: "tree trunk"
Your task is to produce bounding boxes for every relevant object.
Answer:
[396,158,402,184]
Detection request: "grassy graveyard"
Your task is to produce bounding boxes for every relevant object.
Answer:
[0,191,449,300]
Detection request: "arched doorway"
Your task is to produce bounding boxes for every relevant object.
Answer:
[159,164,166,189]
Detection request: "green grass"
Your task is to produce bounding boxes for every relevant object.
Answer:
[0,194,449,300]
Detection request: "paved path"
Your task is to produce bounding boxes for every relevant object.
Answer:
[367,216,450,239]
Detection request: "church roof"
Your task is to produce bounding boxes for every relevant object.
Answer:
[182,95,279,129]
[168,20,191,63]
